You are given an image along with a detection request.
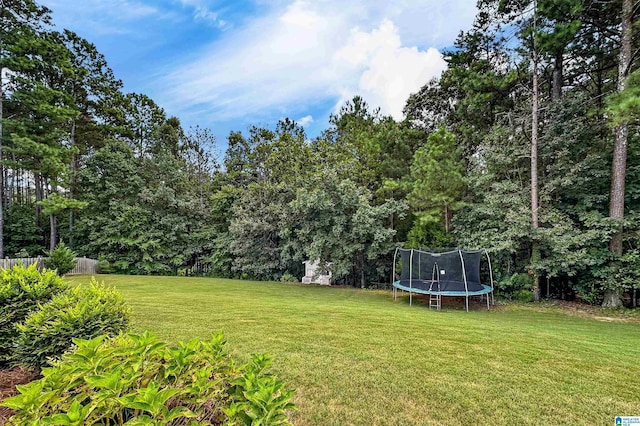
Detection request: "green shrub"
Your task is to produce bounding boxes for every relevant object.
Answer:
[3,332,296,425]
[0,263,65,366]
[15,248,29,257]
[602,249,640,301]
[44,242,77,275]
[14,279,131,368]
[496,273,534,301]
[576,287,603,305]
[280,272,298,283]
[96,256,114,274]
[225,353,297,425]
[512,290,533,303]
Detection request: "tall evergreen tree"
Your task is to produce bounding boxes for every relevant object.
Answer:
[408,128,465,235]
[604,0,635,307]
[0,0,53,257]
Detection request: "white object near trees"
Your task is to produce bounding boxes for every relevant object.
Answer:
[301,260,331,285]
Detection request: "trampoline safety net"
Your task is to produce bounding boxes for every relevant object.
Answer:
[396,248,487,293]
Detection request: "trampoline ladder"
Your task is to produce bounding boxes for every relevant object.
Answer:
[429,293,441,310]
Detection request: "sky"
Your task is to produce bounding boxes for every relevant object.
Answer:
[41,0,477,146]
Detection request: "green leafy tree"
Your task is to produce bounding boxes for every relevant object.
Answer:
[289,172,406,287]
[230,182,295,281]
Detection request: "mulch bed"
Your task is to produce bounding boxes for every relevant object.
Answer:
[0,367,38,425]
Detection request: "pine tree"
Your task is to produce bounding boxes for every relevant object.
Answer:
[408,128,465,235]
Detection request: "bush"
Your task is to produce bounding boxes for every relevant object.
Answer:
[603,249,640,300]
[512,290,533,303]
[575,286,603,305]
[0,264,65,366]
[496,273,534,301]
[14,279,131,368]
[3,332,296,425]
[280,272,298,283]
[15,248,29,257]
[96,256,114,274]
[44,242,77,275]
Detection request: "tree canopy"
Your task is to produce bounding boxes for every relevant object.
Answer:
[0,0,638,304]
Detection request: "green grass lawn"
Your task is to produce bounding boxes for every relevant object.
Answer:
[67,275,640,425]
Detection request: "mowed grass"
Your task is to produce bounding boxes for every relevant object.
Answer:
[67,275,640,425]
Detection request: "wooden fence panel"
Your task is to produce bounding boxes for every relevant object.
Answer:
[0,257,98,275]
[0,257,44,270]
[69,257,99,275]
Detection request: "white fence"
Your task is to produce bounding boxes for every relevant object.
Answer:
[0,257,99,275]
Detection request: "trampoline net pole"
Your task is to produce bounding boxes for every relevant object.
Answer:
[484,249,495,306]
[458,250,469,312]
[431,263,438,292]
[393,248,398,301]
[409,249,414,306]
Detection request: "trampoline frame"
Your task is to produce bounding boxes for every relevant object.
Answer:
[392,248,495,312]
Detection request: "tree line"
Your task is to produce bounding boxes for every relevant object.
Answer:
[1,0,638,306]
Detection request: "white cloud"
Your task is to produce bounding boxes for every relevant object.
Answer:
[158,0,476,122]
[334,19,446,118]
[297,115,314,126]
[179,0,228,28]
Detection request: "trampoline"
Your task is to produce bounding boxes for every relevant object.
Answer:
[392,248,495,312]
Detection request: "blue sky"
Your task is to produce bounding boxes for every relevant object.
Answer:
[41,0,477,149]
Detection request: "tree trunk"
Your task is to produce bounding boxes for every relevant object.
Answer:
[35,173,43,226]
[68,119,76,248]
[444,205,450,234]
[552,50,563,101]
[531,43,541,302]
[602,290,624,308]
[0,66,4,258]
[3,163,7,207]
[46,181,57,252]
[44,179,57,251]
[198,161,203,204]
[604,0,632,307]
[49,213,56,252]
[360,253,365,289]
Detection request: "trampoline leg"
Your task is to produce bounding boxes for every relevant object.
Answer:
[486,294,490,310]
[465,296,469,313]
[410,292,412,306]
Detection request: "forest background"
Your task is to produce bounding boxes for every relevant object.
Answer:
[1,0,639,306]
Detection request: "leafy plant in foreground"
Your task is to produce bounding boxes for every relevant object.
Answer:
[225,354,297,425]
[0,264,65,365]
[14,279,131,368]
[2,332,296,425]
